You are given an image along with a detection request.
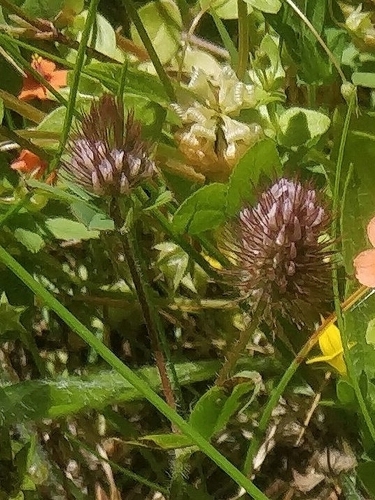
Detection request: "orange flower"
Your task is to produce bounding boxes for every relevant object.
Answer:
[19,54,68,101]
[11,150,48,179]
[353,216,375,287]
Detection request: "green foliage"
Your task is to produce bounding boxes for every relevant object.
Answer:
[130,0,182,64]
[173,183,227,234]
[1,0,375,497]
[1,361,219,425]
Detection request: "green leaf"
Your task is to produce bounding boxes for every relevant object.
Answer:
[71,11,121,61]
[45,218,100,240]
[226,139,281,215]
[244,0,281,14]
[173,183,227,235]
[0,293,26,338]
[86,63,169,104]
[36,107,67,134]
[352,72,375,89]
[130,0,182,65]
[366,318,375,346]
[70,201,114,231]
[21,0,64,19]
[201,0,252,19]
[213,381,256,435]
[156,242,190,291]
[346,292,375,381]
[340,474,364,500]
[336,379,355,406]
[68,72,103,96]
[137,433,194,449]
[88,213,114,231]
[144,190,173,211]
[36,99,92,134]
[0,361,220,425]
[250,35,284,91]
[189,386,227,440]
[14,228,45,253]
[278,108,331,148]
[358,462,375,497]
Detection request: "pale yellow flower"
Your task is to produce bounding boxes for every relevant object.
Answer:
[306,322,347,376]
[172,66,263,180]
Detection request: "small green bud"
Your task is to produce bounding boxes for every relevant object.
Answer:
[341,82,357,105]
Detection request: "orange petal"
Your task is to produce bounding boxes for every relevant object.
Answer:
[32,56,56,78]
[19,85,47,101]
[367,216,375,247]
[11,150,47,177]
[353,249,375,287]
[49,69,68,89]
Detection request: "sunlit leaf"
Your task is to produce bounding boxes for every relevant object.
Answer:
[130,0,182,64]
[45,218,100,240]
[173,183,227,235]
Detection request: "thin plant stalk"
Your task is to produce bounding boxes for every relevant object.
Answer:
[236,0,249,81]
[331,91,375,443]
[67,434,169,494]
[0,35,118,93]
[283,0,346,83]
[122,0,176,102]
[210,10,238,67]
[215,299,266,386]
[120,222,178,412]
[49,0,100,172]
[0,244,271,500]
[242,285,369,476]
[0,125,50,161]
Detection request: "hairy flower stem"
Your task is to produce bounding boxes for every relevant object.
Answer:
[111,200,180,415]
[215,299,267,386]
[242,285,369,477]
[121,230,178,412]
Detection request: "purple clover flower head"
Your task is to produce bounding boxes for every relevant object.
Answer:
[225,178,332,327]
[63,94,155,196]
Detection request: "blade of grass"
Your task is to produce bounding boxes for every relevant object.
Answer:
[49,0,100,172]
[331,90,375,444]
[210,10,238,68]
[0,89,46,124]
[67,434,169,494]
[121,0,176,102]
[282,0,346,83]
[0,244,270,500]
[236,0,249,81]
[0,125,51,160]
[0,34,118,92]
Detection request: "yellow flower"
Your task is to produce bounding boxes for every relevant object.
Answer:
[306,322,347,375]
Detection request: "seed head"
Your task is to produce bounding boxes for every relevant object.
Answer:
[63,94,155,196]
[224,178,332,327]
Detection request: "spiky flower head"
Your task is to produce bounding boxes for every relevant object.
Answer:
[63,94,155,196]
[224,178,332,327]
